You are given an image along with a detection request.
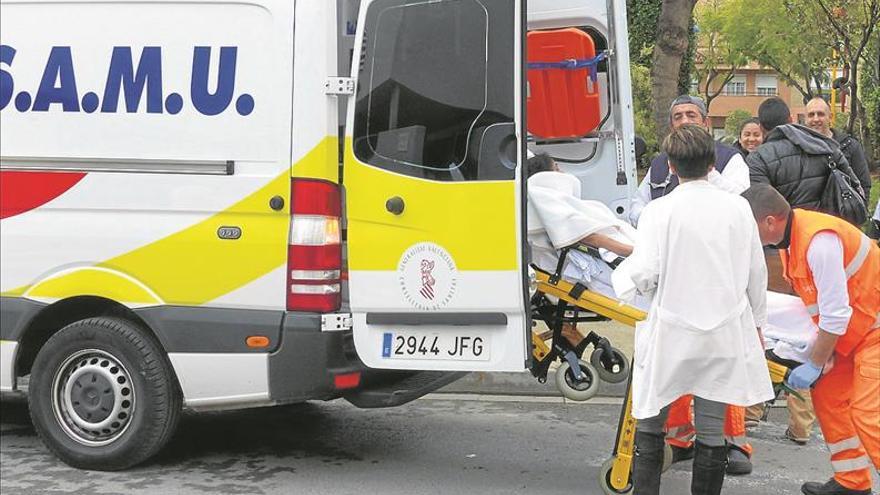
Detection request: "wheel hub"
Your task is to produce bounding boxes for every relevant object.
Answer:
[69,370,115,423]
[52,349,136,447]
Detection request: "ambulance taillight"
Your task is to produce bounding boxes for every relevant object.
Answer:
[287,179,342,312]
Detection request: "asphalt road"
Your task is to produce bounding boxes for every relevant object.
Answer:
[1,396,876,495]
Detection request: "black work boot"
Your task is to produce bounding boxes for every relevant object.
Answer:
[670,444,695,463]
[691,441,728,495]
[632,430,665,495]
[801,478,872,495]
[725,444,752,475]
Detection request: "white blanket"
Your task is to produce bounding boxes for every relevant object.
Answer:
[764,291,820,364]
[527,171,647,307]
[527,171,636,265]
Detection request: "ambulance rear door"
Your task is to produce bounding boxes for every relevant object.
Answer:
[343,0,529,372]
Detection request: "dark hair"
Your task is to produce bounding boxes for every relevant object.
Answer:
[741,184,791,220]
[738,117,761,137]
[662,124,715,179]
[757,97,790,131]
[527,153,556,178]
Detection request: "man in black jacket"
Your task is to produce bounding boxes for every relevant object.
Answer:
[747,98,864,212]
[804,97,872,203]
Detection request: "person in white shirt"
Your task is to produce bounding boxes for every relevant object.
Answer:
[613,125,774,495]
[629,95,750,226]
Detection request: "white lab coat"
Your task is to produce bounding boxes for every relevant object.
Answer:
[612,180,775,419]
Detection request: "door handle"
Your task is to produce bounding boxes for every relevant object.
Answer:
[385,196,405,215]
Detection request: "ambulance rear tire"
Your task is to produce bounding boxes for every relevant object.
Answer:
[28,316,181,471]
[598,457,632,494]
[590,347,630,384]
[555,359,599,401]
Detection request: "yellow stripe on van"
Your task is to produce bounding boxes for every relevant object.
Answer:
[344,144,519,271]
[291,136,339,182]
[5,138,336,305]
[25,267,163,305]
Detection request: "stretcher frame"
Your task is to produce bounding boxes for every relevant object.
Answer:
[531,266,646,493]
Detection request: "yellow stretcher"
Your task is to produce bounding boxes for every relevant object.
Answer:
[531,267,661,494]
[531,263,798,494]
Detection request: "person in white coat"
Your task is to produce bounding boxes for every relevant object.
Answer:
[612,125,775,495]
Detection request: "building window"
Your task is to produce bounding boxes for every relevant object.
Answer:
[722,75,746,96]
[756,74,777,96]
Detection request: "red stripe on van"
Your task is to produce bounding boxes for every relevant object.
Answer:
[0,170,87,219]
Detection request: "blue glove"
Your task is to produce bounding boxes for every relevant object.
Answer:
[787,361,823,390]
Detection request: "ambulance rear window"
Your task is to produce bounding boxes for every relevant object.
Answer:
[353,0,516,182]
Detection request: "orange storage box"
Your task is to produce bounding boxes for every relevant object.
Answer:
[527,28,603,139]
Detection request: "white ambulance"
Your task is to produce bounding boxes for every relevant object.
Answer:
[0,0,638,469]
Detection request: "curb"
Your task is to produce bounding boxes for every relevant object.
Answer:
[438,371,628,398]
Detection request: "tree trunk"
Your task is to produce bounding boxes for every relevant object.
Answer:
[847,59,860,135]
[650,0,697,141]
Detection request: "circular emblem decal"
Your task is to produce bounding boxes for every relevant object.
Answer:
[398,242,458,310]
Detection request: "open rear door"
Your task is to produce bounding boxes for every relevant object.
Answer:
[343,0,528,371]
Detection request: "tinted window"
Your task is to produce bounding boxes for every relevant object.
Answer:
[353,0,516,181]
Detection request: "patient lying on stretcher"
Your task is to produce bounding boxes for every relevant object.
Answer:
[526,153,827,368]
[526,153,650,310]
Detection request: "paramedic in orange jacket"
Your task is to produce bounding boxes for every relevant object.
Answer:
[743,184,880,495]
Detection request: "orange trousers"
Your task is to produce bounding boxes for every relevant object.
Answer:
[664,395,752,455]
[812,331,880,491]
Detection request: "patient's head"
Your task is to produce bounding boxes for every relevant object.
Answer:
[527,153,559,178]
[662,124,715,179]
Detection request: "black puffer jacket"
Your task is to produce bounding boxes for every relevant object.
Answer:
[832,128,872,203]
[747,124,862,210]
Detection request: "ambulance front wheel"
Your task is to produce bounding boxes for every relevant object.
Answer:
[598,457,632,494]
[555,359,600,401]
[28,316,181,471]
[590,347,630,384]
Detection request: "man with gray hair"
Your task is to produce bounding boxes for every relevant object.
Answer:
[629,95,750,226]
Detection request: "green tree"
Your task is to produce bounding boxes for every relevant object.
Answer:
[628,0,697,147]
[631,63,659,163]
[723,109,752,144]
[650,0,698,140]
[723,0,832,103]
[806,0,880,140]
[692,0,747,112]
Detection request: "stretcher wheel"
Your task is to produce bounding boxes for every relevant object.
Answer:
[590,347,630,384]
[598,457,631,494]
[555,359,599,401]
[596,445,674,495]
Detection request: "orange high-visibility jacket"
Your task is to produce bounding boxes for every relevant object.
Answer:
[780,209,880,356]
